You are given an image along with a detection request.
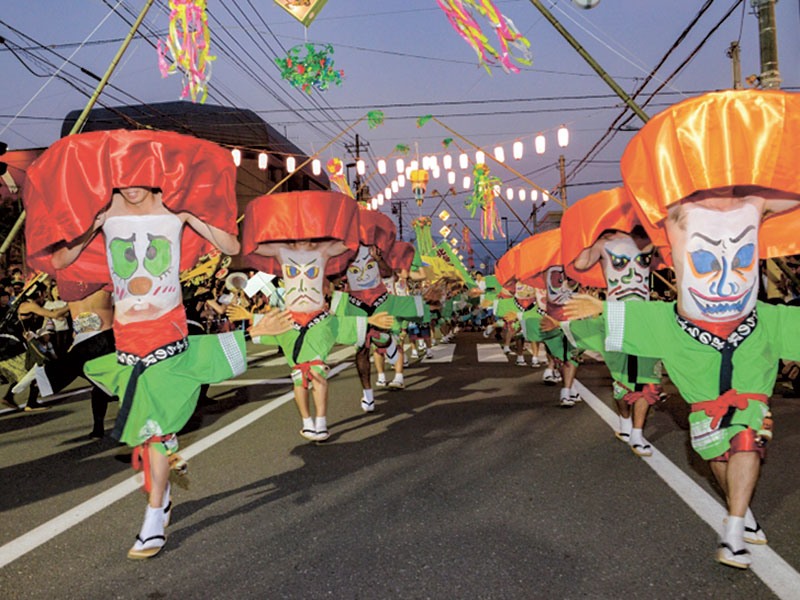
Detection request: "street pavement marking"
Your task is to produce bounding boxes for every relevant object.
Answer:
[210,378,292,386]
[0,361,353,569]
[476,343,509,362]
[423,344,456,363]
[573,379,800,600]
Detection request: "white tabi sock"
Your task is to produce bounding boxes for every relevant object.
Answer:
[629,428,643,447]
[723,516,746,550]
[315,416,327,433]
[302,417,315,432]
[392,373,404,384]
[363,389,374,403]
[618,416,633,437]
[376,373,387,384]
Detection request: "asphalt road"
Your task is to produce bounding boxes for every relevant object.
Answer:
[2,332,800,599]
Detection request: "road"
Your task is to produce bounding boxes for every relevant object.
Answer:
[2,332,800,599]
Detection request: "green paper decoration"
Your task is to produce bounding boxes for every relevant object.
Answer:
[276,43,343,94]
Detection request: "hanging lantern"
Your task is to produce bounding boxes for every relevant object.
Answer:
[450,236,459,246]
[475,150,486,165]
[370,197,378,210]
[405,166,413,179]
[422,156,431,170]
[505,187,514,200]
[462,175,471,190]
[432,165,441,179]
[312,158,321,175]
[448,171,456,185]
[396,158,405,174]
[518,189,527,201]
[558,124,570,148]
[410,159,419,171]
[494,146,505,163]
[459,153,469,169]
[439,209,450,221]
[410,168,430,206]
[398,174,406,187]
[356,158,366,175]
[535,133,546,155]
[439,225,451,238]
[258,152,268,170]
[286,156,296,173]
[273,0,329,27]
[513,140,524,160]
[391,180,399,193]
[385,187,393,200]
[531,189,538,202]
[377,158,386,174]
[443,154,453,170]
[377,193,384,205]
[231,148,241,166]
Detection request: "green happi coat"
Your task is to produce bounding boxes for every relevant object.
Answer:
[330,290,429,337]
[523,311,581,366]
[604,300,799,459]
[563,314,661,400]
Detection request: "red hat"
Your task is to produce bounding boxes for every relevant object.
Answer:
[515,228,563,289]
[358,209,397,254]
[24,129,238,293]
[621,89,800,264]
[241,190,360,276]
[384,241,415,272]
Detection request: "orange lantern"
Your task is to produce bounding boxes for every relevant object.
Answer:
[410,168,429,206]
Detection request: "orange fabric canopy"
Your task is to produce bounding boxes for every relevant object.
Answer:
[621,89,800,263]
[514,228,563,289]
[561,187,639,288]
[23,129,238,294]
[241,190,360,276]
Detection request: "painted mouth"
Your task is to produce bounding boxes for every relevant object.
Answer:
[607,284,649,301]
[123,303,163,319]
[688,286,754,320]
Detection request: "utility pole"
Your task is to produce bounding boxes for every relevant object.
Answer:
[558,155,567,204]
[391,200,404,240]
[345,133,370,202]
[751,0,782,89]
[727,41,743,89]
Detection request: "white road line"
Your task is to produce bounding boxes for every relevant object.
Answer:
[573,379,800,600]
[0,361,352,569]
[476,343,509,363]
[210,378,292,386]
[423,344,456,363]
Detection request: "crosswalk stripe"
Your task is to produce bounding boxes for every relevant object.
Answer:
[477,343,509,362]
[423,344,456,363]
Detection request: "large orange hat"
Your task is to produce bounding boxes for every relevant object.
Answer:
[241,190,360,276]
[514,228,563,289]
[23,129,238,293]
[562,187,642,288]
[494,245,520,291]
[384,240,415,271]
[621,89,800,263]
[358,209,396,254]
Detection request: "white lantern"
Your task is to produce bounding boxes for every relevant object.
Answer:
[443,154,453,170]
[231,148,241,167]
[463,176,471,190]
[405,166,412,179]
[258,152,268,170]
[312,158,321,175]
[391,180,399,193]
[286,156,296,173]
[494,146,505,163]
[356,159,366,175]
[558,125,569,148]
[505,187,513,200]
[377,193,384,205]
[397,174,406,187]
[534,134,546,155]
[422,156,431,170]
[396,158,405,174]
[572,0,600,9]
[512,140,524,160]
[432,165,441,179]
[475,150,485,165]
[518,189,527,201]
[377,159,387,174]
[459,153,469,169]
[447,171,456,185]
[371,197,378,210]
[531,189,539,202]
[385,187,393,200]
[410,159,419,171]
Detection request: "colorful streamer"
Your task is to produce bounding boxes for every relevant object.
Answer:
[276,44,343,94]
[326,158,354,198]
[437,0,532,74]
[462,226,475,269]
[158,0,216,103]
[412,216,434,257]
[464,164,504,240]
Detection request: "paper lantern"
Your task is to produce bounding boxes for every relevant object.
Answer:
[410,169,430,206]
[273,0,329,27]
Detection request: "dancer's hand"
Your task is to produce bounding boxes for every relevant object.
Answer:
[564,294,603,320]
[368,312,394,329]
[503,311,518,322]
[249,309,293,337]
[226,305,253,323]
[540,315,560,332]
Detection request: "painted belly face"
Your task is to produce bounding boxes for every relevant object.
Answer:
[670,203,759,322]
[104,215,182,324]
[600,234,653,302]
[278,246,326,312]
[347,245,381,291]
[545,265,578,306]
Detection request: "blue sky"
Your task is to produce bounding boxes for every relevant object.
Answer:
[1,0,798,266]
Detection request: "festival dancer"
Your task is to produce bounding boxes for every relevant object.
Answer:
[13,279,117,436]
[558,187,663,456]
[24,129,250,560]
[512,229,580,406]
[331,216,427,411]
[565,90,800,569]
[241,191,393,440]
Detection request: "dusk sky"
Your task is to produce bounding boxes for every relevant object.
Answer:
[1,0,798,266]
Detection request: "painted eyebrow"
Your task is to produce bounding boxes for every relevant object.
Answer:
[288,257,318,267]
[691,232,721,246]
[730,225,756,244]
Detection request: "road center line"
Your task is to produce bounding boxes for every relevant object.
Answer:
[573,379,800,600]
[0,361,352,569]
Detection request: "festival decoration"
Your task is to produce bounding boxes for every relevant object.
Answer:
[367,110,385,129]
[417,115,433,128]
[276,43,343,94]
[464,164,504,240]
[395,144,410,155]
[326,158,354,198]
[462,226,474,269]
[442,138,454,148]
[412,216,434,257]
[573,0,600,9]
[157,0,216,103]
[410,169,430,206]
[273,0,329,27]
[437,0,532,74]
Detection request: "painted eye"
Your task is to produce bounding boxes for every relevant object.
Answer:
[366,261,378,271]
[732,243,755,270]
[636,251,653,268]
[690,249,720,275]
[305,266,320,278]
[110,238,137,280]
[144,237,171,277]
[348,266,359,275]
[610,254,629,270]
[285,265,300,278]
